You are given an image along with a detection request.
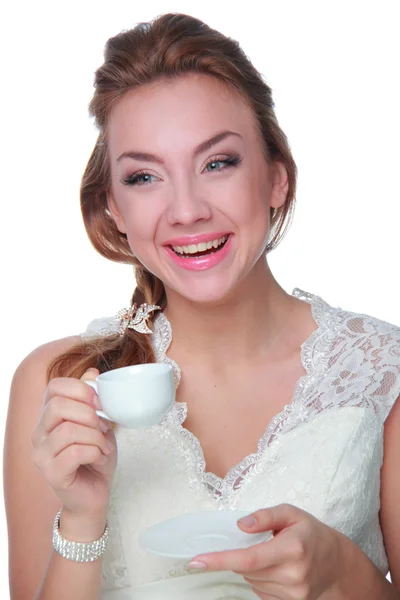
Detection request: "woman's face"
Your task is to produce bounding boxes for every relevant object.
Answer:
[106,73,288,304]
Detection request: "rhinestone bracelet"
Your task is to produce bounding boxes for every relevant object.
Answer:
[52,510,109,562]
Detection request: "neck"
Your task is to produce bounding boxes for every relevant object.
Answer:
[162,259,310,367]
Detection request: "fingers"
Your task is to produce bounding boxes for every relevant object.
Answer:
[191,535,292,574]
[238,504,303,535]
[80,368,100,382]
[80,368,102,409]
[31,367,117,509]
[191,505,311,575]
[32,396,103,447]
[242,561,306,584]
[43,371,99,409]
[33,419,116,487]
[38,444,107,490]
[38,421,114,460]
[32,369,104,447]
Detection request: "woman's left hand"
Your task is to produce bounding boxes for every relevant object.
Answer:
[188,503,350,600]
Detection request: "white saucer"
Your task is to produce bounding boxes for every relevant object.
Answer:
[138,510,273,558]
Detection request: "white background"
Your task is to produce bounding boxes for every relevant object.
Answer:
[1,1,399,597]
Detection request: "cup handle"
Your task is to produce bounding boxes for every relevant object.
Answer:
[83,380,113,422]
[83,379,98,394]
[94,410,114,421]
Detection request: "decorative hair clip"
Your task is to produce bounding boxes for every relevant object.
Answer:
[116,303,161,336]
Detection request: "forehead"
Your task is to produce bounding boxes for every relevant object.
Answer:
[106,74,259,155]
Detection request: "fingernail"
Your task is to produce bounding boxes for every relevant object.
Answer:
[238,515,256,528]
[99,420,108,433]
[186,561,207,571]
[106,440,115,453]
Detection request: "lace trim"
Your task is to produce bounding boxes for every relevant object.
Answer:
[80,315,120,340]
[81,290,400,507]
[152,313,181,389]
[153,288,340,504]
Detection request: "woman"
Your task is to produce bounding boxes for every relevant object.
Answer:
[4,12,400,600]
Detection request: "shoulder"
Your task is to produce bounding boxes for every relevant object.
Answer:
[12,335,82,383]
[316,294,400,421]
[323,294,400,343]
[335,306,400,376]
[8,336,83,422]
[6,336,82,429]
[322,294,400,363]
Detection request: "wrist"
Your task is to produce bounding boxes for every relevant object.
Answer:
[59,507,108,543]
[331,533,361,598]
[332,532,398,599]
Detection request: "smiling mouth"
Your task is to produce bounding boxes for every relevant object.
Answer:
[170,235,230,258]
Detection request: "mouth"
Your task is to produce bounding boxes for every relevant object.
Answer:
[169,234,230,258]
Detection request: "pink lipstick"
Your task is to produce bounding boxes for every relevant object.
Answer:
[163,233,233,271]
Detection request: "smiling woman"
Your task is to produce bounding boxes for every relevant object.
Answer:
[3,11,400,600]
[103,74,291,300]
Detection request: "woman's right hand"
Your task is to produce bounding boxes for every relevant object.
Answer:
[31,368,118,518]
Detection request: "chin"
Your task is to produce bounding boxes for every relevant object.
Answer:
[170,275,238,306]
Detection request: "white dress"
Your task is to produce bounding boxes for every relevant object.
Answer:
[81,289,400,599]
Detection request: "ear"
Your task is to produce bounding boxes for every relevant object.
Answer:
[107,192,127,234]
[270,161,289,209]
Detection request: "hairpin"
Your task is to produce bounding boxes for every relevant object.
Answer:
[116,303,161,336]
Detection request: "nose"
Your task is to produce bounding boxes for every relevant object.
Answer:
[166,178,212,227]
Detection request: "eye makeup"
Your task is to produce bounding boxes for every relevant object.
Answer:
[120,153,243,186]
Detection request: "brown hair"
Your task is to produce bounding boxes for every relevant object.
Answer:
[48,12,297,380]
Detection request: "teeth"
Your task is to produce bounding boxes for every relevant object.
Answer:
[172,235,228,255]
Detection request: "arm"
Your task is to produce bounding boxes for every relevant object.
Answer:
[331,534,400,599]
[3,337,110,600]
[380,394,400,589]
[331,394,400,599]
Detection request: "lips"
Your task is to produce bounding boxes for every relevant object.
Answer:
[163,233,233,271]
[163,231,232,247]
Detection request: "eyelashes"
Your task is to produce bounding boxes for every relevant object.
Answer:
[120,154,242,187]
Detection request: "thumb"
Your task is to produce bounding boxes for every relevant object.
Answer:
[237,503,303,534]
[80,367,100,382]
[80,367,101,409]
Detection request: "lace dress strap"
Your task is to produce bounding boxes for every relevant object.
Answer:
[80,316,120,341]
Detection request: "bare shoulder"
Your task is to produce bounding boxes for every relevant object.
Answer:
[381,395,400,589]
[6,334,82,440]
[13,334,82,376]
[4,335,82,600]
[6,334,82,430]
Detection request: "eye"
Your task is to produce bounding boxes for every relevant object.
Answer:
[203,154,242,173]
[121,154,242,186]
[121,170,159,186]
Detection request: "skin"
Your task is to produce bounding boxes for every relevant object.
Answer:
[4,72,400,600]
[106,73,312,368]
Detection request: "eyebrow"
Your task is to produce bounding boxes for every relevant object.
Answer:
[116,130,242,164]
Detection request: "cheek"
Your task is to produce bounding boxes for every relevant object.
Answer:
[231,171,270,227]
[119,200,160,254]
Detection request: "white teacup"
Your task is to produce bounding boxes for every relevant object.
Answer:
[84,363,175,428]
